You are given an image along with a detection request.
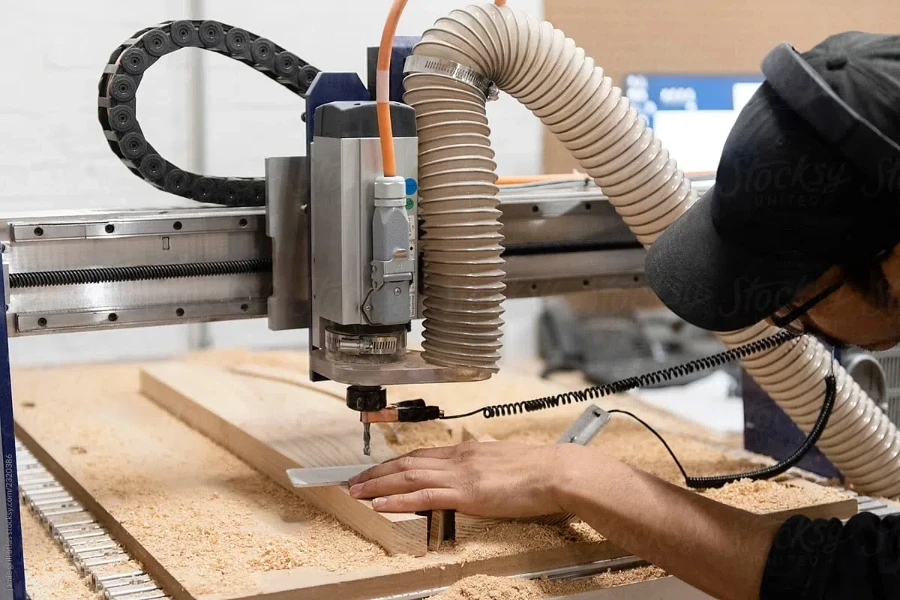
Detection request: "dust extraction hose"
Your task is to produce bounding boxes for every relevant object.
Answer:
[404,2,900,497]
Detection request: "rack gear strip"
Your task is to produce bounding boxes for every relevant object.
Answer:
[17,440,170,600]
[98,20,319,207]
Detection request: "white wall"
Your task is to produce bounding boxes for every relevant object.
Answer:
[1,0,543,366]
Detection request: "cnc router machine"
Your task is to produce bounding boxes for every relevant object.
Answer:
[3,3,900,599]
[0,25,679,596]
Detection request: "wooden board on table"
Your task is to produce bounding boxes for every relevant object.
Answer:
[229,364,586,544]
[13,353,862,600]
[223,362,858,542]
[12,360,631,600]
[139,362,428,557]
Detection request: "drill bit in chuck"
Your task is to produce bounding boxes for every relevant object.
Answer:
[363,423,371,456]
[347,386,386,457]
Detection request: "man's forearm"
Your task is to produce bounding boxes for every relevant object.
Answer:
[554,448,783,600]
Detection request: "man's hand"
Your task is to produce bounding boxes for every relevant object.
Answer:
[348,441,579,517]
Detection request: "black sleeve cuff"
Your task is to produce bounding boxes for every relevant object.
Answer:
[761,512,900,600]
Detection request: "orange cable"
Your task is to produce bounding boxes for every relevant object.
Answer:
[496,174,589,185]
[377,0,509,178]
[376,0,409,177]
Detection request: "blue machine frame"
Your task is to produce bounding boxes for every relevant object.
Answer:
[0,273,26,599]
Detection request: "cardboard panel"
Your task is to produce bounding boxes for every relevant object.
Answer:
[542,0,900,173]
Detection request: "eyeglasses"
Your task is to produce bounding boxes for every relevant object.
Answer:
[771,277,845,336]
[770,249,895,346]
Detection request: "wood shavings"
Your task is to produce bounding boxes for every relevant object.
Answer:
[497,417,760,487]
[447,521,600,562]
[21,503,95,600]
[701,479,848,514]
[12,352,856,599]
[539,566,669,595]
[431,575,543,600]
[13,364,405,597]
[385,421,456,455]
[431,566,669,600]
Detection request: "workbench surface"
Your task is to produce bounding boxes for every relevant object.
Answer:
[12,350,852,599]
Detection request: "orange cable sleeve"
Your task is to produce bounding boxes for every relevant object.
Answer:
[376,0,409,177]
[378,0,507,177]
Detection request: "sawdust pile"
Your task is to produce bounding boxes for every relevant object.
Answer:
[13,364,403,597]
[12,354,851,599]
[15,364,610,598]
[542,566,668,594]
[431,566,669,600]
[385,421,456,455]
[432,575,543,600]
[496,416,760,487]
[21,504,95,600]
[701,479,848,513]
[445,521,603,563]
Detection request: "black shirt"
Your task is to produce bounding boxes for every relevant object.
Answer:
[761,513,900,598]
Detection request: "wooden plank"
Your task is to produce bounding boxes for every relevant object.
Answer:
[229,362,347,400]
[14,355,862,600]
[462,429,497,443]
[213,361,860,539]
[230,362,582,544]
[12,360,631,600]
[454,512,576,541]
[253,541,627,600]
[139,362,428,557]
[428,510,450,552]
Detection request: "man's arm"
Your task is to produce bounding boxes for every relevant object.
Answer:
[558,451,782,600]
[349,441,782,600]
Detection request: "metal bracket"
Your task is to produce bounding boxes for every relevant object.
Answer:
[557,405,611,445]
[265,156,311,331]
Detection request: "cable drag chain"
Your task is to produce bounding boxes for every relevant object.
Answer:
[98,20,319,206]
[16,440,171,600]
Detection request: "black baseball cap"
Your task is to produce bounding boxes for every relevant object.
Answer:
[646,32,900,332]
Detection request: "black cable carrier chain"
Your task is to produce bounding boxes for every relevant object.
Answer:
[98,20,320,207]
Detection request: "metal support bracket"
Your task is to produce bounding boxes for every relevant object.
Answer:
[557,405,611,445]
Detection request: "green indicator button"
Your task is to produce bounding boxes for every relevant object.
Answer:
[405,197,414,210]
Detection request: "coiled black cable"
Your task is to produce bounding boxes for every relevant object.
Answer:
[442,330,838,489]
[607,371,835,488]
[441,330,798,420]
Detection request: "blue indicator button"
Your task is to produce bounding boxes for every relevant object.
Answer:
[405,178,418,196]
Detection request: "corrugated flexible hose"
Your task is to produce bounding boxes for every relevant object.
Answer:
[404,2,900,497]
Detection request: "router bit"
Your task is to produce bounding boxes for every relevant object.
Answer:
[363,423,371,456]
[346,386,387,457]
